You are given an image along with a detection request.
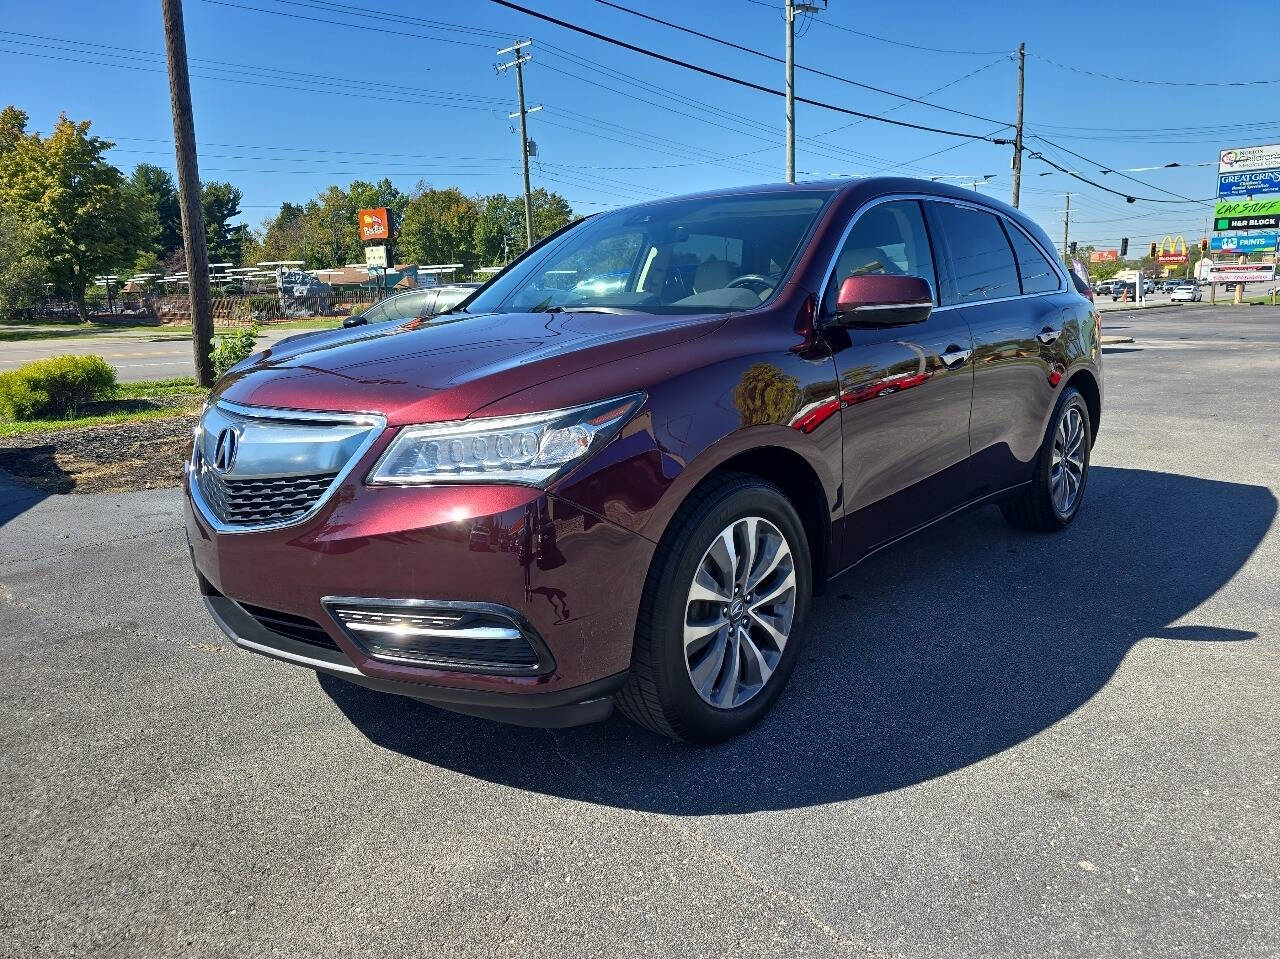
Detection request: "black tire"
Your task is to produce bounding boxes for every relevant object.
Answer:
[1000,386,1092,532]
[616,473,812,744]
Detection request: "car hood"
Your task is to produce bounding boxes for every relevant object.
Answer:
[214,310,728,424]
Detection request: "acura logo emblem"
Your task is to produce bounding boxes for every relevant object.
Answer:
[212,427,239,473]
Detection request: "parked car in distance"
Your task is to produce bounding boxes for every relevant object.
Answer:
[1171,282,1202,302]
[342,283,482,328]
[1112,282,1137,301]
[186,178,1102,744]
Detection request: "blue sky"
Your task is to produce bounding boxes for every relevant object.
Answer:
[3,0,1277,251]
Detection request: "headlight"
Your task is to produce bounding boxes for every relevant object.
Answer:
[367,393,644,487]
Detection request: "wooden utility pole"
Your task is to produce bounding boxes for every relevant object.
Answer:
[498,40,539,250]
[785,0,796,184]
[1011,42,1025,209]
[1062,193,1071,260]
[161,0,214,386]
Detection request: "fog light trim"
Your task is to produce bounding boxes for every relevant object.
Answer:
[322,596,554,675]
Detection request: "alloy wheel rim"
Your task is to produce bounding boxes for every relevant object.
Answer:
[1050,407,1087,515]
[683,516,797,709]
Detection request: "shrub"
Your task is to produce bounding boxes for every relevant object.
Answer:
[0,354,117,420]
[210,323,261,379]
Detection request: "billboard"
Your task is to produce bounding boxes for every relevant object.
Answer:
[1089,249,1119,262]
[1214,198,1280,219]
[1216,214,1280,231]
[1218,169,1280,199]
[364,244,388,269]
[358,207,391,241]
[1206,262,1277,284]
[1219,144,1280,174]
[1211,233,1278,253]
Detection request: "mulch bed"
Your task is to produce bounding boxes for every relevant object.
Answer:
[0,400,202,495]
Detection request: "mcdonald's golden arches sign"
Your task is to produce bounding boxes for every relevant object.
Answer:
[1156,235,1188,265]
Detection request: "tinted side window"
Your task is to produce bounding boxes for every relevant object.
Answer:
[1006,224,1062,294]
[931,203,1020,304]
[824,199,938,314]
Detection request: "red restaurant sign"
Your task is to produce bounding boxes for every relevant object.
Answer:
[1089,249,1119,262]
[358,207,391,241]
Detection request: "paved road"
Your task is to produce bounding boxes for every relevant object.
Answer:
[0,328,307,381]
[1,308,1277,958]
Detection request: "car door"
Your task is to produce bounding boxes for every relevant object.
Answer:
[822,198,976,565]
[925,200,1073,496]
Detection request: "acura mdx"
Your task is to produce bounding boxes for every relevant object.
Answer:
[186,177,1102,744]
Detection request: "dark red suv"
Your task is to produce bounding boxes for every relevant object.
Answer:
[186,178,1102,743]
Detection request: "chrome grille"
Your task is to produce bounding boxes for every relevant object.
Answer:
[198,469,338,526]
[188,400,385,533]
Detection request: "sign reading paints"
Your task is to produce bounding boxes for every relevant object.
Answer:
[358,207,391,241]
[1218,169,1280,199]
[1211,233,1278,253]
[1219,143,1280,174]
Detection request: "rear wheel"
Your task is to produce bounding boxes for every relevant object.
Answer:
[617,474,811,744]
[1000,387,1092,532]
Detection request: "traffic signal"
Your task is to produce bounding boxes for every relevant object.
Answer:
[1149,241,1158,259]
[1069,241,1077,257]
[1200,237,1209,253]
[1120,237,1129,257]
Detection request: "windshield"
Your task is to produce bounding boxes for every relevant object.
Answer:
[461,189,835,316]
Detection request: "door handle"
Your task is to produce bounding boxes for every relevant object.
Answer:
[1037,326,1062,344]
[940,345,972,368]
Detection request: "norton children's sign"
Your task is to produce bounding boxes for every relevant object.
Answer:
[358,207,391,241]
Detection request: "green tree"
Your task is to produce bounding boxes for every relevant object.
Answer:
[129,163,182,261]
[257,201,308,266]
[201,180,250,265]
[0,210,49,317]
[0,106,28,158]
[472,189,575,266]
[399,185,479,268]
[0,112,144,322]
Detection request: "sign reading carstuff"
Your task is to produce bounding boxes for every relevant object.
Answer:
[1219,143,1280,174]
[1214,198,1280,219]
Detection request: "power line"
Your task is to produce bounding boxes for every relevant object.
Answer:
[741,0,1010,56]
[486,0,1010,143]
[1030,135,1212,205]
[1027,52,1280,87]
[587,0,1010,127]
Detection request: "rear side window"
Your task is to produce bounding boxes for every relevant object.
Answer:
[1005,224,1062,294]
[931,203,1020,304]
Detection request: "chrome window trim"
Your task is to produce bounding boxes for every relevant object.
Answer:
[819,192,1068,316]
[188,400,386,535]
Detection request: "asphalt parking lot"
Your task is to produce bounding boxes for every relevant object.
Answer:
[1,306,1277,958]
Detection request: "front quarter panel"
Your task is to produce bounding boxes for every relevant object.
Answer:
[476,304,845,550]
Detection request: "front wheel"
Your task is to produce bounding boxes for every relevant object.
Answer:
[616,474,811,744]
[1000,387,1092,532]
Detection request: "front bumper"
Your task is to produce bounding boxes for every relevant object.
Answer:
[186,471,655,727]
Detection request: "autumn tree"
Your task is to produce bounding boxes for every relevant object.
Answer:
[0,111,143,321]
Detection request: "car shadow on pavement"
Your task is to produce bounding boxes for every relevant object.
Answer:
[0,466,54,526]
[320,466,1275,815]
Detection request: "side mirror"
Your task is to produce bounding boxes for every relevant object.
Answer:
[835,274,933,326]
